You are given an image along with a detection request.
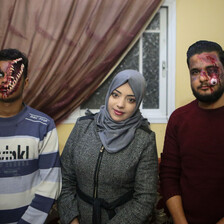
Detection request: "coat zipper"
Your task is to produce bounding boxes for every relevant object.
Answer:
[93,145,105,198]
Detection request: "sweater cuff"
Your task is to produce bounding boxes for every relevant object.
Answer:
[163,191,181,202]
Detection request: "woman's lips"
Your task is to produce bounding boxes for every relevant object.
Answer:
[113,109,124,116]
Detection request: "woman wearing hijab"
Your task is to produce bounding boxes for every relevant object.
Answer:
[58,70,158,224]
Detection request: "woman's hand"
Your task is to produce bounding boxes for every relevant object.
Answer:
[70,217,79,224]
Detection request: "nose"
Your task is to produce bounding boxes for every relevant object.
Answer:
[0,74,6,83]
[0,78,7,86]
[117,98,125,108]
[199,71,209,82]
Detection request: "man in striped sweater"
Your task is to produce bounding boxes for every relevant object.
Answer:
[0,48,62,224]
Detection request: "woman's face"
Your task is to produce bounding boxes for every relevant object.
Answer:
[108,82,136,122]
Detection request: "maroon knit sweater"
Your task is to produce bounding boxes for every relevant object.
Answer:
[160,100,224,224]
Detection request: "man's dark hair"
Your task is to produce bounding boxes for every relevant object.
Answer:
[0,48,28,78]
[187,40,224,67]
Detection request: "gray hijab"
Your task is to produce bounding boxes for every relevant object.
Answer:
[95,69,149,153]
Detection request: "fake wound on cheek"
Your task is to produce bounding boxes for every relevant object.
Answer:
[199,54,221,86]
[0,58,24,97]
[207,67,219,85]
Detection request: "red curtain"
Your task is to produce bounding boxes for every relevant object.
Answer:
[0,0,162,124]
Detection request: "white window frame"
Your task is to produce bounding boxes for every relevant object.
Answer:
[164,0,176,123]
[140,6,167,123]
[63,0,176,124]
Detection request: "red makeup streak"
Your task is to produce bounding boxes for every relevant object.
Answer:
[206,55,217,64]
[198,54,221,92]
[0,58,24,98]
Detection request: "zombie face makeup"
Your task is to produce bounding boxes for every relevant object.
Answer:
[0,58,25,98]
[189,51,224,103]
[197,54,221,86]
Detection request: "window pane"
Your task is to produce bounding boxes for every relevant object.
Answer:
[146,12,160,30]
[81,12,161,110]
[66,4,174,124]
[142,33,160,109]
[81,41,139,109]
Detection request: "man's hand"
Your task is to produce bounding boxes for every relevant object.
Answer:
[70,218,79,224]
[166,195,188,224]
[217,217,224,224]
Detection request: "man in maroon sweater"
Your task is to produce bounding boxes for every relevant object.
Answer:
[160,40,224,224]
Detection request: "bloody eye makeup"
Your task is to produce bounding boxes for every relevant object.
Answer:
[192,53,223,87]
[0,58,24,98]
[206,66,219,86]
[0,70,4,78]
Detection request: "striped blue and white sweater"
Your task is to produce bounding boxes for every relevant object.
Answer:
[0,105,62,224]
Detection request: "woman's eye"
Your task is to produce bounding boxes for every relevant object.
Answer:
[128,98,136,103]
[111,92,118,98]
[0,73,4,78]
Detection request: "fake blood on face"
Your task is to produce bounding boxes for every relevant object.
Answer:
[198,53,222,92]
[0,58,24,98]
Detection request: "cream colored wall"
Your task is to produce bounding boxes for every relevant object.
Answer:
[176,0,224,108]
[57,0,224,156]
[57,124,74,155]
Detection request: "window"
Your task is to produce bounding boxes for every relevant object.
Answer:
[64,0,176,124]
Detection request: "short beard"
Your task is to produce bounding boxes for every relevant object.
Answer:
[0,93,23,103]
[192,85,224,103]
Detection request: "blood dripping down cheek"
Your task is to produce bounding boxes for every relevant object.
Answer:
[207,66,220,86]
[0,58,24,98]
[199,55,222,86]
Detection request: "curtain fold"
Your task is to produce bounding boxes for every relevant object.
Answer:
[0,0,162,124]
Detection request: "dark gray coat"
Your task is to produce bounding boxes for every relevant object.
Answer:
[58,116,158,224]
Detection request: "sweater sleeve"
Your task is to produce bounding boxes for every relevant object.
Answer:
[18,123,62,224]
[159,114,182,202]
[57,122,81,224]
[107,131,158,224]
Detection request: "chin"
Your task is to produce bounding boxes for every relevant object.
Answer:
[111,114,126,122]
[112,117,123,122]
[192,86,224,103]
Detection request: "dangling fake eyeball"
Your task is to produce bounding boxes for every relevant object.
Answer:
[210,78,218,86]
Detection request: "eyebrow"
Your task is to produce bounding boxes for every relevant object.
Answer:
[113,89,135,97]
[190,65,218,70]
[206,65,219,69]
